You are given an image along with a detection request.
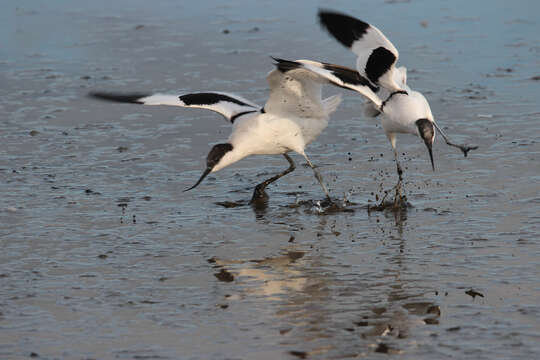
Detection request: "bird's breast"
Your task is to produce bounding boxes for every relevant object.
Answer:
[230,113,324,155]
[382,95,426,134]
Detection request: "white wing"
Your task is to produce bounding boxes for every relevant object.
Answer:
[264,59,335,118]
[318,10,403,93]
[270,58,382,107]
[89,91,260,123]
[296,59,383,107]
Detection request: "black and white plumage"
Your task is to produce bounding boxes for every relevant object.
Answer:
[318,10,403,93]
[313,9,477,183]
[90,92,260,123]
[89,61,343,202]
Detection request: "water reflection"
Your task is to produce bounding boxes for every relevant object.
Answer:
[210,227,440,357]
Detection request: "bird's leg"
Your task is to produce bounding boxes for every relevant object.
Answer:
[251,153,296,203]
[387,133,407,208]
[392,147,404,208]
[387,134,403,182]
[393,148,404,184]
[433,122,478,157]
[388,134,404,184]
[303,153,332,203]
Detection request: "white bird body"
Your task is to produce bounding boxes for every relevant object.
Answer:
[312,9,476,180]
[381,89,433,137]
[215,111,329,172]
[272,57,437,167]
[89,59,342,202]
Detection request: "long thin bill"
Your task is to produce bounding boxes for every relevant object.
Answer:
[426,143,435,171]
[184,168,211,192]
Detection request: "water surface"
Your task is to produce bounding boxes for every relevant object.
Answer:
[1,0,539,359]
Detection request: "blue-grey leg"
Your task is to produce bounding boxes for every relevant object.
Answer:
[251,153,296,202]
[303,154,331,201]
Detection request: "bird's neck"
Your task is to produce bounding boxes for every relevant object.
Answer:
[211,146,248,172]
[380,90,408,112]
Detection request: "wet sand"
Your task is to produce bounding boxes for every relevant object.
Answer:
[1,0,539,359]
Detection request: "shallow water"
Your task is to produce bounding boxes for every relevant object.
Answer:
[1,0,539,359]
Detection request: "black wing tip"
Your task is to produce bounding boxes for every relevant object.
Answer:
[179,92,253,108]
[88,92,148,104]
[317,9,370,48]
[318,9,348,20]
[317,9,367,25]
[321,62,378,92]
[271,57,302,73]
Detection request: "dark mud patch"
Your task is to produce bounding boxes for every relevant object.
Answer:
[367,198,412,213]
[289,350,308,359]
[354,321,369,327]
[465,289,484,299]
[368,179,413,213]
[85,189,101,195]
[215,269,234,283]
[374,343,390,353]
[215,200,249,208]
[286,251,304,261]
[285,191,309,197]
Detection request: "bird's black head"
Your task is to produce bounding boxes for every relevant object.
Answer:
[416,118,435,171]
[184,143,233,192]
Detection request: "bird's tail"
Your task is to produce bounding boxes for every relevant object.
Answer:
[322,94,342,116]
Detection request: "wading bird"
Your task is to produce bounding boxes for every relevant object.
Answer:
[89,61,342,203]
[307,10,477,189]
